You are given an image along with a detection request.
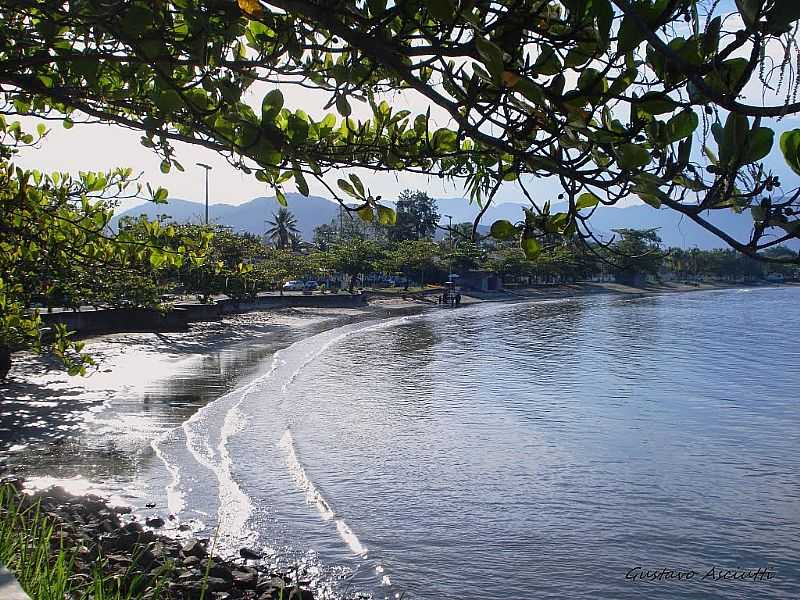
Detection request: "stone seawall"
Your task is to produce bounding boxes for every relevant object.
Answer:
[39,293,368,337]
[40,307,190,336]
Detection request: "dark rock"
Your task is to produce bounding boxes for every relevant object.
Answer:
[258,587,312,600]
[101,519,117,533]
[239,547,261,561]
[0,482,309,600]
[145,516,165,528]
[181,538,207,558]
[182,555,202,568]
[106,553,133,567]
[0,476,24,491]
[286,587,314,600]
[232,569,258,588]
[202,577,230,592]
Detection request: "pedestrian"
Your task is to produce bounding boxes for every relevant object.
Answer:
[455,293,461,306]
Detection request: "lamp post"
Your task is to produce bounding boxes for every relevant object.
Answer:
[196,163,212,225]
[444,214,453,277]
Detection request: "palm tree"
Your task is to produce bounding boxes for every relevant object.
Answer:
[265,208,300,249]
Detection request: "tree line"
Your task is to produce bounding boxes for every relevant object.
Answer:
[38,191,792,316]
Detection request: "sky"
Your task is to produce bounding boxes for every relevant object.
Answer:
[12,6,800,214]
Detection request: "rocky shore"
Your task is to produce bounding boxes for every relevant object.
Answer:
[0,478,314,600]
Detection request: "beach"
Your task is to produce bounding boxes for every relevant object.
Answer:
[0,300,424,500]
[1,281,788,493]
[1,282,797,599]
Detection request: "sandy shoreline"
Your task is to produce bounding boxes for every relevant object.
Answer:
[0,300,425,493]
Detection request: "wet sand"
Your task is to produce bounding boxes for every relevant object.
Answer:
[0,300,425,508]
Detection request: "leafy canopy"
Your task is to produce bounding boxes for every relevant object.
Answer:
[2,0,800,262]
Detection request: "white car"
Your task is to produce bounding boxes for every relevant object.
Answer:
[282,280,304,291]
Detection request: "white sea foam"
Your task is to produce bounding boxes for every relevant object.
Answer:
[151,429,185,515]
[152,315,416,573]
[280,430,368,557]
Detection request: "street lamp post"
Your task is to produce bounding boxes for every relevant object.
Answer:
[196,163,212,225]
[444,214,453,277]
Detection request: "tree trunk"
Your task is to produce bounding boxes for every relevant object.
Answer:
[349,274,357,294]
[0,345,12,381]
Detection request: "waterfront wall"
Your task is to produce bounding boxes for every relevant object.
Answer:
[39,293,368,337]
[40,307,190,336]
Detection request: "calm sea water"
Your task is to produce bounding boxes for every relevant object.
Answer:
[149,287,800,599]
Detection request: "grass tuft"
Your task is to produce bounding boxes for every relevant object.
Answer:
[0,483,168,600]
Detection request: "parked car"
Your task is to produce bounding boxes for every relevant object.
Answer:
[283,280,304,291]
[766,273,785,283]
[304,280,318,291]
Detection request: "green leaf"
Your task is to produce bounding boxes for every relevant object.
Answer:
[735,0,760,27]
[779,129,800,175]
[534,46,561,76]
[156,90,183,113]
[160,160,171,174]
[337,178,358,197]
[63,118,74,129]
[336,96,352,117]
[575,193,600,210]
[617,14,646,54]
[376,204,396,226]
[356,205,374,223]
[294,169,309,196]
[490,219,518,240]
[635,92,678,116]
[149,249,166,269]
[703,16,722,55]
[720,112,749,165]
[367,0,388,16]
[475,36,505,81]
[577,68,607,100]
[348,173,365,198]
[594,0,613,47]
[432,128,458,152]
[703,58,749,96]
[742,127,774,164]
[616,143,651,169]
[261,89,284,122]
[276,188,288,206]
[153,187,169,203]
[520,234,541,259]
[666,110,698,143]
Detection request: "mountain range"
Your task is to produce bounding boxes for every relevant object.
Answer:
[112,193,798,250]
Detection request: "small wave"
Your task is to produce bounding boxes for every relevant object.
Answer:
[151,430,185,515]
[152,314,416,571]
[280,430,368,557]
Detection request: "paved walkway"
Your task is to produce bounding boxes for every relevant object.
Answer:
[0,564,30,600]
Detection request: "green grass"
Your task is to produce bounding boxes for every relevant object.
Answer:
[0,484,170,600]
